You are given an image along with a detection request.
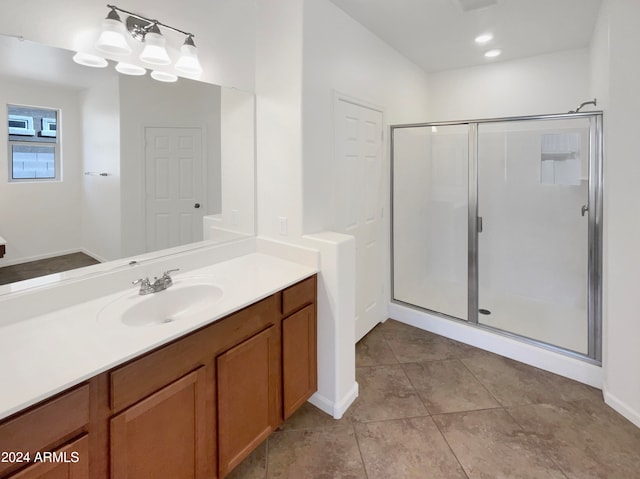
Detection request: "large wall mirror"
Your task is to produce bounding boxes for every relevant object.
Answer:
[0,37,255,294]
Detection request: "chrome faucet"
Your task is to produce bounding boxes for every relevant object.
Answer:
[133,269,180,295]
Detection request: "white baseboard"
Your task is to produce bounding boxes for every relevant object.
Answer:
[388,302,603,388]
[309,381,359,419]
[604,390,640,428]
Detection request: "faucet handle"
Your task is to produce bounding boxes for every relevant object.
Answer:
[132,277,153,295]
[163,268,180,278]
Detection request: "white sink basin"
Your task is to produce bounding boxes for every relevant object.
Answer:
[98,277,223,327]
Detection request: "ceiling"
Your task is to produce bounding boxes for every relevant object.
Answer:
[327,0,602,73]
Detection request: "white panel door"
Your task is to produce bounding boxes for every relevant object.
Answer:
[145,127,204,252]
[334,98,385,342]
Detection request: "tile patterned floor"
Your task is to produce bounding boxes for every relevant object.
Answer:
[229,319,640,479]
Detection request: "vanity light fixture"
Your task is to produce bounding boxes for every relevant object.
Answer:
[485,49,502,58]
[174,35,203,75]
[75,4,203,82]
[95,6,132,55]
[139,22,171,65]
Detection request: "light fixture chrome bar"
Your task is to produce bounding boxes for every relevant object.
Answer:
[106,4,195,39]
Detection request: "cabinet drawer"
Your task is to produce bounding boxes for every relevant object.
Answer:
[281,276,316,317]
[0,385,90,477]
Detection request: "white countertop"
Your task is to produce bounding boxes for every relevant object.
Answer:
[0,252,317,420]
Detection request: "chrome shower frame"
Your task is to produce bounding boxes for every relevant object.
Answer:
[390,111,604,363]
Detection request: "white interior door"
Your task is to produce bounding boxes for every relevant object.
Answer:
[334,98,385,342]
[145,127,204,252]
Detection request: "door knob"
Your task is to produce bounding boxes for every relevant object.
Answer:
[194,203,201,209]
[581,204,588,216]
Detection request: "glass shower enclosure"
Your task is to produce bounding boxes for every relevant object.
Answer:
[391,112,602,361]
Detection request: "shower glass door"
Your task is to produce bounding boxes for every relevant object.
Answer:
[392,124,469,320]
[476,117,593,355]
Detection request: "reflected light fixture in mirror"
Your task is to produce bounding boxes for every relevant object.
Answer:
[150,70,178,82]
[72,52,108,68]
[115,62,146,75]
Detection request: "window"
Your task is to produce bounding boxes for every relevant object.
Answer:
[7,105,60,181]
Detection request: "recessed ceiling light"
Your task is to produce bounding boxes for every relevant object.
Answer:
[475,33,493,44]
[485,49,502,58]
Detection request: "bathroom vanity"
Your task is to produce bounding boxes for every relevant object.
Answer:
[0,248,318,479]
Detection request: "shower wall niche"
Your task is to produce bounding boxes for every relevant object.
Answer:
[391,112,602,361]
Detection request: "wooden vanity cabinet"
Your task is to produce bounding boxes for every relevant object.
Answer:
[0,274,317,479]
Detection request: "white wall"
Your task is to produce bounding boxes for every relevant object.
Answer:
[595,0,640,428]
[218,88,256,235]
[428,48,591,121]
[80,74,122,262]
[118,75,221,257]
[255,0,304,239]
[0,78,83,266]
[0,0,257,92]
[302,0,430,234]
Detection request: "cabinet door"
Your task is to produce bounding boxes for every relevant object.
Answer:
[110,368,209,479]
[217,326,280,477]
[282,305,317,419]
[8,435,89,479]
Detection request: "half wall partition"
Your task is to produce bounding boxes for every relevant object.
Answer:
[391,112,602,361]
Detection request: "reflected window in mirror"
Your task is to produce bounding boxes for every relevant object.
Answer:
[7,105,60,181]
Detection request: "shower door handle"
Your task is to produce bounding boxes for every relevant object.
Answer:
[581,205,589,217]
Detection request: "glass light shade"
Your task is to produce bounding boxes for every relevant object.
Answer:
[115,62,146,76]
[72,52,108,68]
[95,18,132,55]
[140,32,171,65]
[175,44,203,75]
[150,70,178,83]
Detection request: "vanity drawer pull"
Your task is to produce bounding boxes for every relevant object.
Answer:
[281,276,316,317]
